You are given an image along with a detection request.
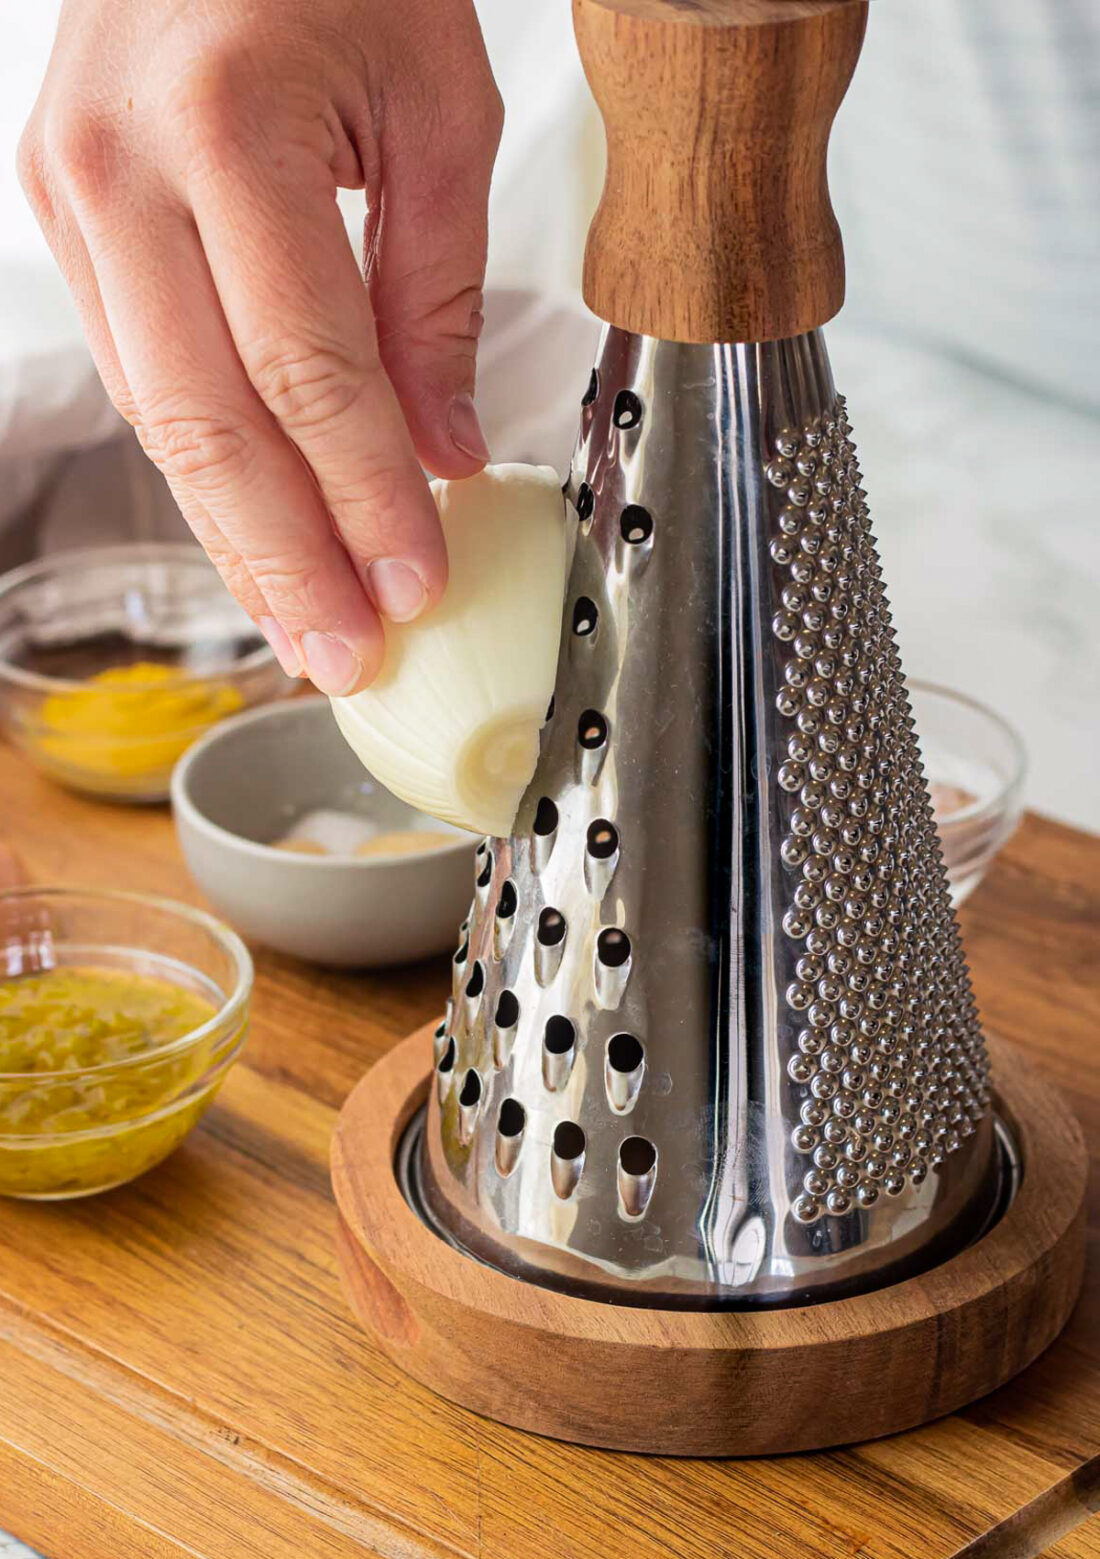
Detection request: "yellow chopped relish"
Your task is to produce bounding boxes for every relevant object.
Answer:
[0,965,224,1199]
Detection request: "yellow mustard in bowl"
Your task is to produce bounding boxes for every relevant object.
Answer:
[0,965,233,1199]
[32,661,244,794]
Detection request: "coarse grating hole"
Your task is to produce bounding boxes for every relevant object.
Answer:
[544,1016,576,1054]
[608,1032,644,1073]
[465,960,485,999]
[545,695,555,722]
[553,1120,586,1160]
[496,989,519,1028]
[582,369,599,406]
[578,710,608,750]
[498,1098,526,1137]
[617,1134,658,1216]
[576,483,594,524]
[551,1119,586,1196]
[459,1068,482,1108]
[534,796,559,835]
[605,1031,645,1111]
[586,819,618,859]
[619,1136,657,1176]
[496,880,517,919]
[538,907,567,946]
[434,1020,447,1040]
[438,1037,456,1074]
[620,505,653,545]
[453,938,469,966]
[572,597,598,636]
[613,390,643,429]
[476,855,493,889]
[597,928,631,968]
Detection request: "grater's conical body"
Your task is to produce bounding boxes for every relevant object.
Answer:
[417,326,1000,1306]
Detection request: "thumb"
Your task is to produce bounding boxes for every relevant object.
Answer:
[368,75,503,480]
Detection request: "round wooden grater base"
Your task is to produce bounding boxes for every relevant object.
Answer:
[331,1024,1087,1457]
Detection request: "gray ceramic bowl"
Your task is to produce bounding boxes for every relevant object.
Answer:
[171,698,477,967]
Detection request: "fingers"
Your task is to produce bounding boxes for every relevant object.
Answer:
[17,122,135,419]
[69,188,385,693]
[369,29,503,480]
[175,84,449,622]
[19,0,505,690]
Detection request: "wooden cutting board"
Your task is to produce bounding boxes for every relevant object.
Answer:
[0,741,1096,1559]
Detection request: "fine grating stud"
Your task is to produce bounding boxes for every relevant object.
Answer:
[595,928,632,1007]
[535,907,567,985]
[542,1016,577,1091]
[617,1136,658,1220]
[493,988,520,1068]
[767,394,989,1225]
[550,1120,586,1199]
[605,1031,645,1113]
[495,1098,526,1177]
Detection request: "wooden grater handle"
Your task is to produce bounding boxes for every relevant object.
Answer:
[573,0,868,344]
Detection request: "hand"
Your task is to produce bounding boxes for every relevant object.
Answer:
[19,0,503,693]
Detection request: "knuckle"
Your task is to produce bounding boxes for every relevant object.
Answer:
[136,410,252,491]
[438,73,504,155]
[166,48,262,172]
[46,112,119,203]
[245,553,328,620]
[246,337,368,432]
[333,456,403,521]
[471,81,505,149]
[16,129,53,222]
[209,551,262,610]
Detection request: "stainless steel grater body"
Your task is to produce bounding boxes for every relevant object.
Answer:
[417,325,1000,1307]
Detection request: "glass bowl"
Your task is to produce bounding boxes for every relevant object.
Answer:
[908,679,1027,906]
[0,543,293,801]
[0,887,251,1199]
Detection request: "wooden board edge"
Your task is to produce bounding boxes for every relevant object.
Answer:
[331,1025,1088,1456]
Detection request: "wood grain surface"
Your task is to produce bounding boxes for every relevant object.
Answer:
[575,0,868,342]
[0,738,1096,1559]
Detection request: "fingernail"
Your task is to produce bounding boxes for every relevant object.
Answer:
[301,632,364,697]
[258,616,301,677]
[449,393,491,464]
[368,559,427,623]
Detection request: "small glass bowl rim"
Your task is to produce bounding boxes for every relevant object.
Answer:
[0,885,253,1083]
[0,542,275,694]
[908,677,1027,829]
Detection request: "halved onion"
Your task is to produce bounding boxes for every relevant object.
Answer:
[331,463,568,837]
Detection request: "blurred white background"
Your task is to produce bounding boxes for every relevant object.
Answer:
[1,0,1098,835]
